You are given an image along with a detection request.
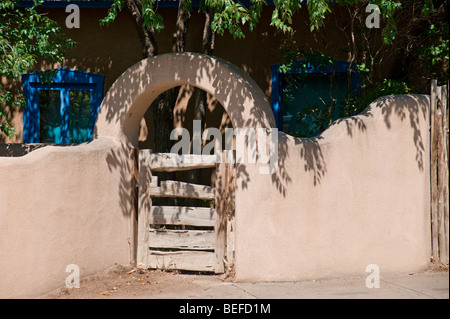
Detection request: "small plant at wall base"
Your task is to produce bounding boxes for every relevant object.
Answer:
[0,0,75,139]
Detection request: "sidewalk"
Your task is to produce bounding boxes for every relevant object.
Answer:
[41,264,448,299]
[149,271,449,299]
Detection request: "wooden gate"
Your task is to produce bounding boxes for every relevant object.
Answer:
[136,150,235,274]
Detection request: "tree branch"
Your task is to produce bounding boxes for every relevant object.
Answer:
[172,0,191,52]
[201,6,216,55]
[123,0,158,58]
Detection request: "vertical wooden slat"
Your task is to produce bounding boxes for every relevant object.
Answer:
[130,148,139,267]
[214,151,228,274]
[436,85,446,263]
[431,80,439,261]
[443,84,449,263]
[226,158,236,268]
[440,84,449,263]
[431,81,450,264]
[137,149,152,269]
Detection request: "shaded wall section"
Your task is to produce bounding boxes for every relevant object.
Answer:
[234,94,431,281]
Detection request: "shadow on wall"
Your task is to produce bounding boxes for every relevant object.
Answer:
[97,53,283,216]
[105,140,137,218]
[96,54,275,136]
[0,143,46,157]
[376,94,428,171]
[281,93,428,192]
[349,94,427,172]
[97,53,429,217]
[0,143,89,157]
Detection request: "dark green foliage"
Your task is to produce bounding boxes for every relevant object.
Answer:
[0,0,74,138]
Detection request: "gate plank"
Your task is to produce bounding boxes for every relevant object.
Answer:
[150,180,215,200]
[214,152,231,274]
[137,150,233,272]
[137,149,153,269]
[148,229,215,250]
[140,150,217,172]
[148,250,215,272]
[149,206,215,227]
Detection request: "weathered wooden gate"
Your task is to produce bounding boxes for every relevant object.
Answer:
[136,150,235,274]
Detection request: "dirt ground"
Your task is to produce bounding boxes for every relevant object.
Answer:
[39,262,449,299]
[40,264,230,299]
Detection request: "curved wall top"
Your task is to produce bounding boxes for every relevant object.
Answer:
[94,52,276,146]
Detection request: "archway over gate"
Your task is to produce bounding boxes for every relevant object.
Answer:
[94,53,277,273]
[94,52,276,145]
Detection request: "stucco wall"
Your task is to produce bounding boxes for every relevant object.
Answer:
[0,138,133,298]
[0,52,274,298]
[0,53,431,298]
[234,94,431,281]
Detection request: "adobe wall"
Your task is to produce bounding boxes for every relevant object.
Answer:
[234,94,431,281]
[0,53,431,298]
[0,52,275,298]
[0,138,133,298]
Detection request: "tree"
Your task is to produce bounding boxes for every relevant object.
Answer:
[100,0,303,154]
[278,0,448,137]
[390,0,448,86]
[99,0,303,205]
[277,0,403,136]
[103,0,437,141]
[0,0,74,139]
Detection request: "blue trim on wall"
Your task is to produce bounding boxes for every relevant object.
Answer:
[19,0,277,8]
[270,64,283,130]
[19,1,115,8]
[270,60,361,130]
[22,68,104,143]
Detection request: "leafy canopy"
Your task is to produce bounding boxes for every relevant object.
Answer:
[0,0,74,138]
[101,0,305,39]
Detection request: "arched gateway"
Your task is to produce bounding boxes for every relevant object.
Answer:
[94,52,276,145]
[94,53,277,273]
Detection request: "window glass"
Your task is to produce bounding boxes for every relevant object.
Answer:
[281,73,348,135]
[68,90,91,143]
[39,90,61,143]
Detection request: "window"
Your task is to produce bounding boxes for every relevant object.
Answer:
[271,60,361,136]
[22,68,104,144]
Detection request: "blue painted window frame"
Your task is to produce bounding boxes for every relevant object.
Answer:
[22,68,104,144]
[270,60,361,130]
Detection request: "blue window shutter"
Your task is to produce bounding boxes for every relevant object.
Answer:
[22,73,32,142]
[90,78,104,140]
[22,69,105,144]
[60,88,70,144]
[270,60,361,133]
[22,73,40,143]
[271,64,283,129]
